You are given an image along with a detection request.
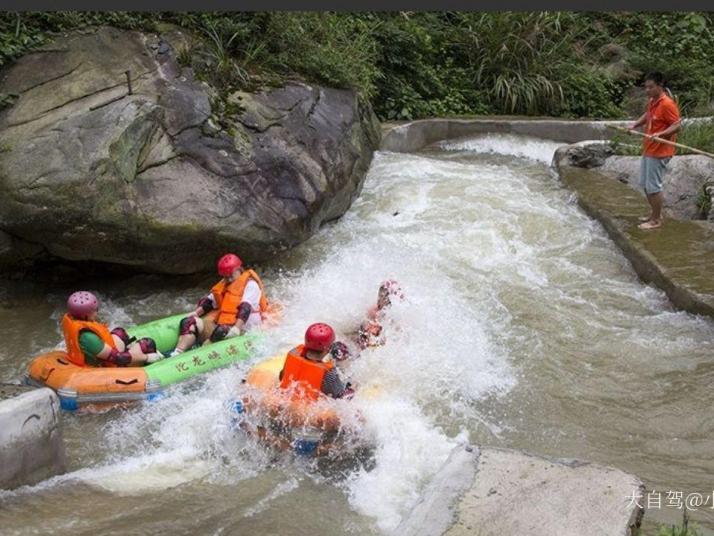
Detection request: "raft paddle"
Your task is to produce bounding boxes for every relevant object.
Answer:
[606,124,714,160]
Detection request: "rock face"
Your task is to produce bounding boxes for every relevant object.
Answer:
[397,445,644,536]
[598,155,714,220]
[0,27,380,274]
[562,141,614,168]
[0,386,66,489]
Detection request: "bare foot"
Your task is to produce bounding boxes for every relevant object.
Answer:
[638,215,652,222]
[638,220,662,230]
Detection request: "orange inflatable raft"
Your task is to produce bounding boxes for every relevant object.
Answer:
[236,354,370,456]
[26,313,262,410]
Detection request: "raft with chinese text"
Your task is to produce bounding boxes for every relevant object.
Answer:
[25,313,263,410]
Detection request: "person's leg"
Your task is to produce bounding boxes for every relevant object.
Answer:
[650,191,664,223]
[639,157,666,230]
[638,157,652,222]
[111,336,127,351]
[173,316,203,354]
[110,327,132,351]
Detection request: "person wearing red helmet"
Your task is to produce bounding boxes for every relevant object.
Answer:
[61,291,163,367]
[357,280,404,350]
[278,323,351,399]
[171,253,270,355]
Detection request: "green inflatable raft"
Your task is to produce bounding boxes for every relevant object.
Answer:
[26,313,264,411]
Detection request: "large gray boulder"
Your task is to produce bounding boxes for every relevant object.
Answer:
[599,154,714,220]
[0,27,380,274]
[562,141,614,168]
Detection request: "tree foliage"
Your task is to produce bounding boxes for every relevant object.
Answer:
[1,11,713,120]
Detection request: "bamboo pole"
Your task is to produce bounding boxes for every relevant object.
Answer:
[606,124,714,159]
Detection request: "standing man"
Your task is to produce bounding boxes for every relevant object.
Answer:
[629,72,681,230]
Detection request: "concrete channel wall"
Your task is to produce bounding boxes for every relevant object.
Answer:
[0,384,66,489]
[380,118,628,153]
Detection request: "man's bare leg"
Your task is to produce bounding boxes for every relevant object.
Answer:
[639,192,664,229]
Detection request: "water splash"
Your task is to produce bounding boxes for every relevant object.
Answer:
[439,133,564,164]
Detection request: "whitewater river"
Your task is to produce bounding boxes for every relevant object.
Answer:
[1,134,713,535]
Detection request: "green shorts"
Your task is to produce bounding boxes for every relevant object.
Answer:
[639,156,671,195]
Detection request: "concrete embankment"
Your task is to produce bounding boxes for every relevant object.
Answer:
[0,384,66,489]
[397,445,644,536]
[554,148,714,318]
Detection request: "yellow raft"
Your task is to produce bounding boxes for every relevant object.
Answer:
[235,354,375,457]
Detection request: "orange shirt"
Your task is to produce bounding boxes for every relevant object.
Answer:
[643,94,681,158]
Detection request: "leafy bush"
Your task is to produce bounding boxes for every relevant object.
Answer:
[0,12,154,67]
[678,119,714,154]
[2,12,714,120]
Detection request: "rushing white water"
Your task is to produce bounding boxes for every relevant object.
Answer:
[2,133,713,535]
[439,133,564,164]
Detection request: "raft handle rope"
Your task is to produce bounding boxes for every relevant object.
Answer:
[115,378,139,386]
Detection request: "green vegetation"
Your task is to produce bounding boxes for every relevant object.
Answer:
[696,182,712,220]
[611,119,714,156]
[655,521,703,536]
[631,509,704,536]
[677,119,714,154]
[1,12,714,121]
[650,525,703,536]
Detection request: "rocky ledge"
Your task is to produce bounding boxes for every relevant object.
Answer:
[398,445,644,536]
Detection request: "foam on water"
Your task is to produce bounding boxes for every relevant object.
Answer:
[8,133,713,534]
[8,148,517,529]
[439,133,564,164]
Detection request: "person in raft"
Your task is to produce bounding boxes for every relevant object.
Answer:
[170,253,269,356]
[279,323,353,399]
[62,291,163,367]
[629,71,681,230]
[356,279,404,350]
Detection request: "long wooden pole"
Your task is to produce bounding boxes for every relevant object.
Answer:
[606,124,714,159]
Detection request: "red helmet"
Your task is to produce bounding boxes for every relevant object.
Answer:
[67,291,99,320]
[217,254,242,277]
[304,323,335,352]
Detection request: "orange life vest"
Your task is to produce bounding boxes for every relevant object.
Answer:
[279,345,334,401]
[211,269,269,325]
[61,313,117,367]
